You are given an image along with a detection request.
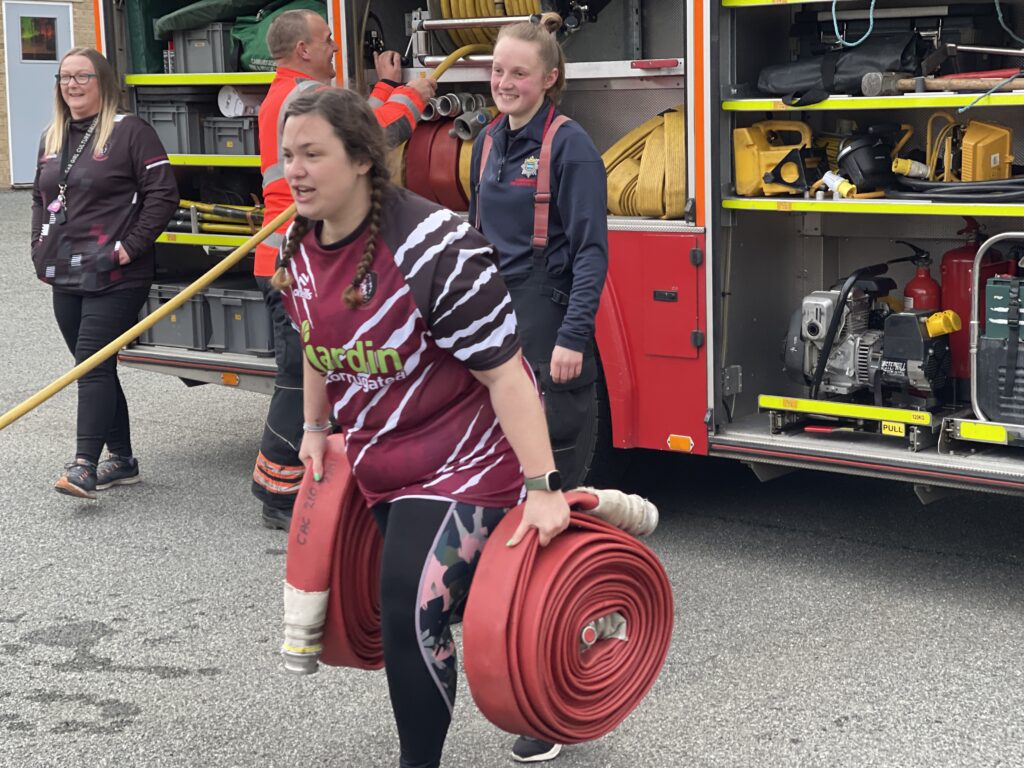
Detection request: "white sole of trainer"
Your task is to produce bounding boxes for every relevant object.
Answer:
[512,743,562,763]
[95,475,141,491]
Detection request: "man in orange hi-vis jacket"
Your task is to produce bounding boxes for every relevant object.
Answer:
[252,9,436,530]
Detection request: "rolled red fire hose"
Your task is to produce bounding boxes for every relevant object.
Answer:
[462,499,674,744]
[284,435,383,670]
[284,438,674,741]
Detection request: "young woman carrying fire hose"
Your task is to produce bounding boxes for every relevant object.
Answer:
[272,86,570,768]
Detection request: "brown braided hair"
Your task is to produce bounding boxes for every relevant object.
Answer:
[270,88,392,304]
[269,215,311,290]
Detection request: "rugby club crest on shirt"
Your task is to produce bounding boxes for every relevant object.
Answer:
[358,270,378,304]
[521,156,539,178]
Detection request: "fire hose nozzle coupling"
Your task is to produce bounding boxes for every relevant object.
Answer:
[892,157,929,179]
[821,171,858,199]
[421,97,440,122]
[926,309,963,337]
[579,611,629,652]
[435,93,462,118]
[453,109,492,142]
[282,582,329,675]
[281,627,323,675]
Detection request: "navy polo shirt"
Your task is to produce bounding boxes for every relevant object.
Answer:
[468,104,608,353]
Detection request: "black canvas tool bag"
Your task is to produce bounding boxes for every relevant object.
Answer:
[757,34,926,106]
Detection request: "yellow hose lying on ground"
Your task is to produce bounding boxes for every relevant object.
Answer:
[0,204,297,433]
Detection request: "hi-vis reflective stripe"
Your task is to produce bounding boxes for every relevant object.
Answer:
[758,395,933,426]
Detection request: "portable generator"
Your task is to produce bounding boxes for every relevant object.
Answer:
[783,260,960,408]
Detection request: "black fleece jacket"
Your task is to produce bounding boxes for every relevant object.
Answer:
[31,114,178,294]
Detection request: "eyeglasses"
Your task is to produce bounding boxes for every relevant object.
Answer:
[55,73,97,85]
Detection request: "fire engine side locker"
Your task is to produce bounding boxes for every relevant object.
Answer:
[702,0,1024,496]
[96,0,348,394]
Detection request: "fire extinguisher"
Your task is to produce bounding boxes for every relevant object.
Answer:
[940,217,1012,381]
[896,241,941,312]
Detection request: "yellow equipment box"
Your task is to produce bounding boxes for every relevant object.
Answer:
[733,120,814,196]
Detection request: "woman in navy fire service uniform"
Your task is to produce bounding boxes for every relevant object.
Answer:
[469,19,609,500]
[273,87,570,768]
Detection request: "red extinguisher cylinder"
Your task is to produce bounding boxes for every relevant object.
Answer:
[940,217,1012,380]
[904,266,941,312]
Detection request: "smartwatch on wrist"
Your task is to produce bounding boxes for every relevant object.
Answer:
[524,470,562,492]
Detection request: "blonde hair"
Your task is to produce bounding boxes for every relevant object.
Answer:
[44,48,121,157]
[495,19,567,104]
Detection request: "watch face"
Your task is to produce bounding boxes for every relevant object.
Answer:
[547,471,563,492]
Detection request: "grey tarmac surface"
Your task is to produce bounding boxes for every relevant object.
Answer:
[2,188,1024,767]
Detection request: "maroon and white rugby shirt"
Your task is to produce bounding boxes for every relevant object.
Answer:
[281,186,528,508]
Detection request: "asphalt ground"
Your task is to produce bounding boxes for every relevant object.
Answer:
[2,188,1024,767]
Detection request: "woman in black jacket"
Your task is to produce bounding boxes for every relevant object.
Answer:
[31,47,178,498]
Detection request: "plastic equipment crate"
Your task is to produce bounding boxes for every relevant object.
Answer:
[137,282,211,351]
[203,116,258,155]
[136,100,218,154]
[173,23,238,73]
[205,280,274,357]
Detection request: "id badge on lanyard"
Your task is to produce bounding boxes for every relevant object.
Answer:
[49,117,98,226]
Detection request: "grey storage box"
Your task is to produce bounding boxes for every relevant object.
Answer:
[173,23,238,73]
[203,116,258,155]
[205,281,274,357]
[138,282,211,351]
[137,100,218,154]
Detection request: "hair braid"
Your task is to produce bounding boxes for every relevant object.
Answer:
[270,215,311,290]
[342,174,386,309]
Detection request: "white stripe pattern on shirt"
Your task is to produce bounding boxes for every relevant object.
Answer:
[404,221,473,281]
[393,209,454,268]
[352,361,436,470]
[434,294,512,350]
[433,264,498,325]
[424,414,502,488]
[342,284,411,349]
[333,313,422,415]
[451,453,506,496]
[432,247,495,315]
[451,312,517,362]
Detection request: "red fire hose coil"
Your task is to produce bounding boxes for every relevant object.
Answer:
[286,456,673,742]
[462,493,674,744]
[405,120,445,204]
[286,435,383,670]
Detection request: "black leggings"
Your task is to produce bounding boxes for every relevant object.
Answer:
[52,286,150,464]
[373,498,507,768]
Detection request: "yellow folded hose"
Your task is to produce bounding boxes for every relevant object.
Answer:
[602,107,686,220]
[663,109,687,219]
[0,204,297,433]
[459,139,474,200]
[637,124,666,217]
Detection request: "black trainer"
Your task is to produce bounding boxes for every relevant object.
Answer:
[55,460,97,499]
[261,504,293,532]
[511,736,562,763]
[96,455,140,490]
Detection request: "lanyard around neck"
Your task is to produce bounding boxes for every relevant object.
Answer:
[58,117,98,196]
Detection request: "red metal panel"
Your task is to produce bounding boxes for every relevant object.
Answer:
[596,231,708,455]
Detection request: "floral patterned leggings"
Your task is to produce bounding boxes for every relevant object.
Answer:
[372,498,507,768]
